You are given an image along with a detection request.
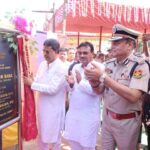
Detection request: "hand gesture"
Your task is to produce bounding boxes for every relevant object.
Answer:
[142,34,150,42]
[23,76,33,86]
[85,62,104,81]
[75,70,82,83]
[66,72,75,87]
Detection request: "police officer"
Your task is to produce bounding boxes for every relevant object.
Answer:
[85,24,150,150]
[142,33,150,150]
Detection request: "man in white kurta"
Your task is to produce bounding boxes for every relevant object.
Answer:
[24,39,67,150]
[64,42,103,150]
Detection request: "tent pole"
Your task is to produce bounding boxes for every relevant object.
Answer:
[52,2,55,32]
[143,28,149,57]
[62,0,67,34]
[99,26,103,51]
[77,32,80,46]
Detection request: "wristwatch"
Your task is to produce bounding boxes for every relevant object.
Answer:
[99,73,107,83]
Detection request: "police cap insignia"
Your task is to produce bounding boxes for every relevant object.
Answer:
[110,24,141,41]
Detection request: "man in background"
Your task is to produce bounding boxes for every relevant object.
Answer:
[67,48,76,63]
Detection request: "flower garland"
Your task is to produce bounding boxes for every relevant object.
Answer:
[12,16,33,35]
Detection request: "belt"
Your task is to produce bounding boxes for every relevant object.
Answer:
[107,109,141,120]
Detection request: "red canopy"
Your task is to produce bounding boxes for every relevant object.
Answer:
[54,0,150,33]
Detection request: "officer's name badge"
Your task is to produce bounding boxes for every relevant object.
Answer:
[133,70,143,79]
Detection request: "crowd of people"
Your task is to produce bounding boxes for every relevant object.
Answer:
[24,24,150,150]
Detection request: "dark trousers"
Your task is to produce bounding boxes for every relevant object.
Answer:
[145,124,150,150]
[138,125,142,144]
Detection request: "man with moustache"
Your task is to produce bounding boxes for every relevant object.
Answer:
[85,24,150,150]
[64,41,104,150]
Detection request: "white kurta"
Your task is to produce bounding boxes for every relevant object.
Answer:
[31,58,67,143]
[64,63,101,148]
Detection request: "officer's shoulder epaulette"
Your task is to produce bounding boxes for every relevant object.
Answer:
[105,58,116,65]
[130,54,145,65]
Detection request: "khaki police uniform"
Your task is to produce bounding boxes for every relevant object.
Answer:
[101,53,150,150]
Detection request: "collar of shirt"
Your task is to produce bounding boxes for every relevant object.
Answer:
[115,52,134,66]
[47,58,58,69]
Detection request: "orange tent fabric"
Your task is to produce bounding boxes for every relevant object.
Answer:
[54,0,150,33]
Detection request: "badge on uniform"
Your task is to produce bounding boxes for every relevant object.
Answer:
[133,69,143,79]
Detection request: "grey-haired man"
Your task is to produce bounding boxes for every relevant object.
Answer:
[85,24,150,150]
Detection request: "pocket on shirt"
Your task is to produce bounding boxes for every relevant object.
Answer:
[117,79,129,86]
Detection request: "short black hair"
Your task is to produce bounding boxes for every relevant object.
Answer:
[59,47,68,53]
[43,39,60,53]
[77,41,94,53]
